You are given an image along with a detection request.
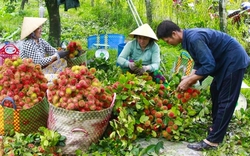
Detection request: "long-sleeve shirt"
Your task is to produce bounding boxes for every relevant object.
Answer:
[117,39,161,72]
[20,38,57,67]
[182,28,250,89]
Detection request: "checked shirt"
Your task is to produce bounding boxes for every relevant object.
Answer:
[20,38,57,67]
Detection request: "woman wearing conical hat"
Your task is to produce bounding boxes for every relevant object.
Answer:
[117,24,161,76]
[20,17,68,73]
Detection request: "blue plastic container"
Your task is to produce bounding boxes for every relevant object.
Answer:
[116,43,127,66]
[117,43,126,57]
[87,34,125,49]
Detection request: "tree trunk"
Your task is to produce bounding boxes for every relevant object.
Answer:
[145,0,152,25]
[91,0,94,7]
[20,0,28,10]
[45,0,61,47]
[219,0,227,32]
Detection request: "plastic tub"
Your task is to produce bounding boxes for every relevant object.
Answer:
[87,34,125,49]
[117,43,126,57]
[116,43,127,66]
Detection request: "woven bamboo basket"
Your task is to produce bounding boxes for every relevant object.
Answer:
[66,51,87,67]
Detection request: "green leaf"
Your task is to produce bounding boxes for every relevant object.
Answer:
[174,135,180,140]
[187,108,197,116]
[138,146,149,156]
[145,144,157,155]
[43,140,49,146]
[204,106,210,114]
[199,109,204,116]
[59,135,67,141]
[75,149,84,156]
[57,141,66,147]
[151,131,157,137]
[119,74,127,84]
[117,128,125,137]
[24,134,34,143]
[136,126,144,133]
[200,117,206,122]
[131,147,140,155]
[124,83,132,89]
[121,140,128,147]
[142,97,150,106]
[134,60,143,68]
[139,115,149,123]
[136,103,142,110]
[120,110,125,118]
[155,141,164,154]
[109,132,116,139]
[174,117,183,126]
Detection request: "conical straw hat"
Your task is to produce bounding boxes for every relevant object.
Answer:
[129,23,158,41]
[20,17,47,40]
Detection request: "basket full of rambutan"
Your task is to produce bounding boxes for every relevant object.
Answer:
[65,41,87,67]
[47,65,116,154]
[0,57,49,136]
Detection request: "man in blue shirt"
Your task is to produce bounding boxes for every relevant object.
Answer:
[156,20,250,151]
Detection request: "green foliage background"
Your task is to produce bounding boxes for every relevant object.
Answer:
[1,0,250,155]
[1,0,249,72]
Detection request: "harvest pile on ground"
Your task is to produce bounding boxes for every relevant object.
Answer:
[105,73,201,141]
[83,72,208,155]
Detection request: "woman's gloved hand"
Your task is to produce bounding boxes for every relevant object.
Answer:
[128,62,138,71]
[57,50,69,58]
[135,65,150,75]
